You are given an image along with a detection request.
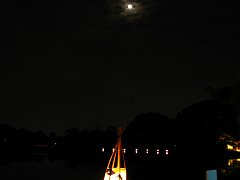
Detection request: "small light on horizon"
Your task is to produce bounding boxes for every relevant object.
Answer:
[123,149,126,153]
[135,149,138,154]
[102,148,105,152]
[166,149,169,155]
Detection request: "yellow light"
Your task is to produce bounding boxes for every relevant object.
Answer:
[227,144,233,150]
[228,159,233,166]
[104,168,127,180]
[127,4,133,9]
[102,148,105,152]
[112,148,115,152]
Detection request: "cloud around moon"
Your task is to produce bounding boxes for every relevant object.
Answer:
[105,0,157,24]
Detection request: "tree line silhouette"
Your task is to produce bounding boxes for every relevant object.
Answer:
[1,84,240,166]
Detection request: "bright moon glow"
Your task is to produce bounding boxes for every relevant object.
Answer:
[127,4,133,9]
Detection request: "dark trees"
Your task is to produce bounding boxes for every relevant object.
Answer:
[174,99,239,160]
[123,112,174,148]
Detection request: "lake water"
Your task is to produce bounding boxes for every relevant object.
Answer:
[0,153,240,180]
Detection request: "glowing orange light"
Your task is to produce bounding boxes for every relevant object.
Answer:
[104,128,126,180]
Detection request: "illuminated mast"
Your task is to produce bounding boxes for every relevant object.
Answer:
[103,127,127,180]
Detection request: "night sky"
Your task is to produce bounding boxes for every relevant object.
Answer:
[1,0,240,135]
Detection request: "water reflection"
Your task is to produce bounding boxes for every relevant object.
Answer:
[1,152,240,180]
[217,158,240,179]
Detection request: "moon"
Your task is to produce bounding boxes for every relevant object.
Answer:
[127,4,133,9]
